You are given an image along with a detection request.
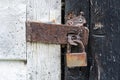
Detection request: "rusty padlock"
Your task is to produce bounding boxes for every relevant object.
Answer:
[66,41,87,68]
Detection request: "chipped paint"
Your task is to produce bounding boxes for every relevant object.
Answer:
[94,22,104,30]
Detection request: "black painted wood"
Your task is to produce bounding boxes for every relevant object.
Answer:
[65,0,90,80]
[89,0,120,80]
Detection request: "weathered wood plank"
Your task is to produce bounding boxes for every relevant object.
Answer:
[65,0,90,80]
[0,1,27,80]
[0,0,26,60]
[27,0,61,80]
[0,61,26,80]
[89,0,120,80]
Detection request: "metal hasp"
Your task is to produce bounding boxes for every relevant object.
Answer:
[26,21,89,45]
[26,12,89,68]
[65,12,89,68]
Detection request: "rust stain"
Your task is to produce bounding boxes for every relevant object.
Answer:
[26,21,89,45]
[66,52,87,68]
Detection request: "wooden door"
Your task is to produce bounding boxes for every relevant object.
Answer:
[0,0,120,80]
[0,0,61,80]
[26,0,61,80]
[89,0,120,80]
[0,0,26,80]
[63,0,120,80]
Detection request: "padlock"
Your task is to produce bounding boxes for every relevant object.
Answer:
[66,41,87,68]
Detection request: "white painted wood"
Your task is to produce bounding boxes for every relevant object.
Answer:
[0,0,26,60]
[27,0,61,80]
[0,61,26,80]
[0,0,27,80]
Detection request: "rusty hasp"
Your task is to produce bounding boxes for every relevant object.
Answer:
[66,11,89,46]
[26,21,88,45]
[65,11,89,68]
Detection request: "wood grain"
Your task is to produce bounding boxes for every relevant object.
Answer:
[0,0,27,80]
[26,0,61,80]
[0,0,26,60]
[89,0,120,80]
[0,60,26,80]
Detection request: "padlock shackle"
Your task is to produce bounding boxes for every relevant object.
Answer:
[67,40,85,53]
[78,40,85,52]
[67,43,71,53]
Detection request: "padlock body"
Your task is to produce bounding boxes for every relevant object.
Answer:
[66,52,87,68]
